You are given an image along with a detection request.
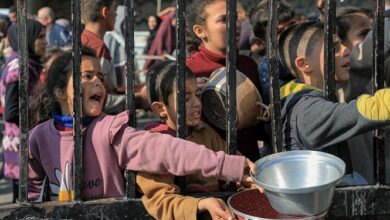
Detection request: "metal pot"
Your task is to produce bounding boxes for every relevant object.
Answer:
[201,67,269,130]
[251,151,345,216]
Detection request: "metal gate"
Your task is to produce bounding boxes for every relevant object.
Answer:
[0,0,389,219]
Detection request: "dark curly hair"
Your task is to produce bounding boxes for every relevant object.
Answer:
[30,47,96,127]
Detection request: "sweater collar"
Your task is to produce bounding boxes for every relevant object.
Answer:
[199,45,227,66]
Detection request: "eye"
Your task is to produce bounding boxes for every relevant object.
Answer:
[82,72,93,80]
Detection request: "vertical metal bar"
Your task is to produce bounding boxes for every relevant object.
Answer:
[267,0,283,153]
[323,0,337,101]
[372,0,385,185]
[226,0,237,191]
[125,0,137,198]
[176,0,187,194]
[17,0,28,203]
[157,0,162,15]
[71,0,83,202]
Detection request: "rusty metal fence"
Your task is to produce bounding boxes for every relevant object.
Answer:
[0,0,389,219]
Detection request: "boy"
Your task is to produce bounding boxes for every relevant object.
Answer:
[278,21,390,183]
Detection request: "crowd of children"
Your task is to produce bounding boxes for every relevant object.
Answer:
[0,0,390,219]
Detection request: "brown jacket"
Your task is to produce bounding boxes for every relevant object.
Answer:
[137,122,226,220]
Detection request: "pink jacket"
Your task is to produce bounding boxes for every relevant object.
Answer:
[28,112,245,201]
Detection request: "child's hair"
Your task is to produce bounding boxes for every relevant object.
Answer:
[186,0,225,53]
[43,46,63,64]
[336,7,371,43]
[250,0,295,40]
[80,0,117,23]
[278,21,323,79]
[30,46,96,127]
[146,60,195,106]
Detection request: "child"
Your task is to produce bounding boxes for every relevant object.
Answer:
[27,47,255,202]
[186,0,269,161]
[137,60,231,219]
[1,19,46,202]
[278,21,390,184]
[250,0,297,105]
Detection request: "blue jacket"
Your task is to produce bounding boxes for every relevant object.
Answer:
[47,23,71,47]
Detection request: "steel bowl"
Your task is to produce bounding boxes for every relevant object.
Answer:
[251,150,345,216]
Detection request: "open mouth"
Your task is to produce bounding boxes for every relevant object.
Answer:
[89,94,102,103]
[192,111,201,119]
[341,61,351,68]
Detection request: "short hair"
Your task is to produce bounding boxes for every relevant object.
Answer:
[250,0,295,40]
[39,7,55,20]
[146,61,195,106]
[80,0,116,22]
[279,21,324,79]
[9,5,16,14]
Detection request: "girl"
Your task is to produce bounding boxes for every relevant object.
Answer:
[1,19,46,202]
[138,61,232,220]
[186,0,269,161]
[28,46,255,202]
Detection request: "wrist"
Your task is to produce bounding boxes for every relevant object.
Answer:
[197,198,208,212]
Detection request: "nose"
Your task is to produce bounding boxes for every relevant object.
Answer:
[193,96,201,108]
[340,43,351,57]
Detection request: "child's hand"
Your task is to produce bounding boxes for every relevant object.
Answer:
[198,198,233,220]
[242,159,264,193]
[196,77,209,91]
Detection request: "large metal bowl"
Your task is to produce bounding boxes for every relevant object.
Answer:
[252,150,345,216]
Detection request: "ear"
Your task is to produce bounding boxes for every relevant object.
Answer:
[150,101,168,119]
[295,56,313,75]
[100,5,108,19]
[54,87,67,101]
[193,24,206,40]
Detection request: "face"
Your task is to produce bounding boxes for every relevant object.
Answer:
[37,11,51,27]
[34,29,47,57]
[343,13,372,49]
[64,56,106,117]
[9,12,17,24]
[165,78,202,130]
[306,35,351,89]
[148,16,158,30]
[104,2,117,31]
[196,0,233,55]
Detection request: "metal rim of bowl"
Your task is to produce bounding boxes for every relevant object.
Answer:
[251,150,346,194]
[227,190,328,220]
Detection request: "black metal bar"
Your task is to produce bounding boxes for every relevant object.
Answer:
[175,0,187,194]
[226,0,237,191]
[17,0,28,203]
[267,0,283,153]
[323,0,337,101]
[372,0,385,185]
[124,0,137,199]
[71,0,83,202]
[125,0,136,128]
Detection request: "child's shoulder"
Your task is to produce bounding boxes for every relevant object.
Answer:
[143,121,176,137]
[29,119,57,143]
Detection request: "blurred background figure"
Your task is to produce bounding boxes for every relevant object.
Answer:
[7,5,16,25]
[37,6,71,48]
[237,1,253,51]
[143,14,162,55]
[0,15,11,68]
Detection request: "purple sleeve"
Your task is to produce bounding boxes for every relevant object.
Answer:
[109,116,245,182]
